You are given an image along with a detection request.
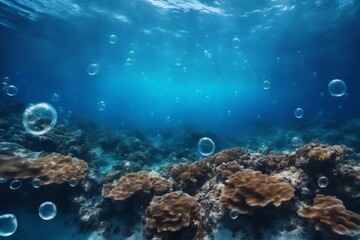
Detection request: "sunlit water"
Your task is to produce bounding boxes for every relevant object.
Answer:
[0,0,359,133]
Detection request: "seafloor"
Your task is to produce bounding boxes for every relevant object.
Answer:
[1,98,360,240]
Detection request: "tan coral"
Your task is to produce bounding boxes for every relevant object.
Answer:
[298,194,360,236]
[35,153,88,184]
[308,145,347,161]
[102,171,169,201]
[0,152,88,185]
[145,191,205,239]
[221,169,294,214]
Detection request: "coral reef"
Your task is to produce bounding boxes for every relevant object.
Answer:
[102,171,170,201]
[298,194,360,236]
[145,191,205,240]
[220,169,294,214]
[3,98,360,240]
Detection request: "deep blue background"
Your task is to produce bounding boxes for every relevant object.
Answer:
[0,0,359,132]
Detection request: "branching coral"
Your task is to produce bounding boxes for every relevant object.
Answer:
[221,169,294,214]
[145,191,205,240]
[102,171,169,201]
[298,194,360,236]
[0,152,88,184]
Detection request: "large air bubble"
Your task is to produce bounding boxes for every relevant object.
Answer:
[328,79,346,97]
[0,214,17,237]
[198,137,215,156]
[23,103,57,135]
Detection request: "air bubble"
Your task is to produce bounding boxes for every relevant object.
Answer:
[198,137,215,156]
[39,202,57,220]
[87,63,99,76]
[32,178,42,188]
[294,108,304,118]
[263,80,271,90]
[5,85,18,96]
[109,34,118,44]
[0,214,17,237]
[69,178,78,187]
[291,137,303,147]
[23,103,57,135]
[232,38,241,48]
[318,175,329,188]
[328,79,346,97]
[9,180,22,190]
[229,210,239,219]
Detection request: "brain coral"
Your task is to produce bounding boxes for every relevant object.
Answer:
[145,191,205,239]
[221,169,294,214]
[102,171,169,201]
[0,152,88,185]
[298,194,360,236]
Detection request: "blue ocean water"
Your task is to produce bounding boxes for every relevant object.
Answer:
[1,0,359,133]
[1,1,360,240]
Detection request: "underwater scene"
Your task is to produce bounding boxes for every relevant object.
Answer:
[1,0,360,239]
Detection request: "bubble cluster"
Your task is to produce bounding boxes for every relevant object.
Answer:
[294,108,304,118]
[229,210,239,220]
[5,85,18,96]
[109,34,118,44]
[291,136,303,147]
[232,38,241,48]
[23,103,58,135]
[87,63,99,76]
[1,76,10,91]
[263,80,271,90]
[39,202,57,220]
[318,175,329,188]
[32,178,42,188]
[0,214,17,237]
[328,79,346,97]
[198,137,215,156]
[69,178,78,187]
[97,101,106,111]
[9,180,22,190]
